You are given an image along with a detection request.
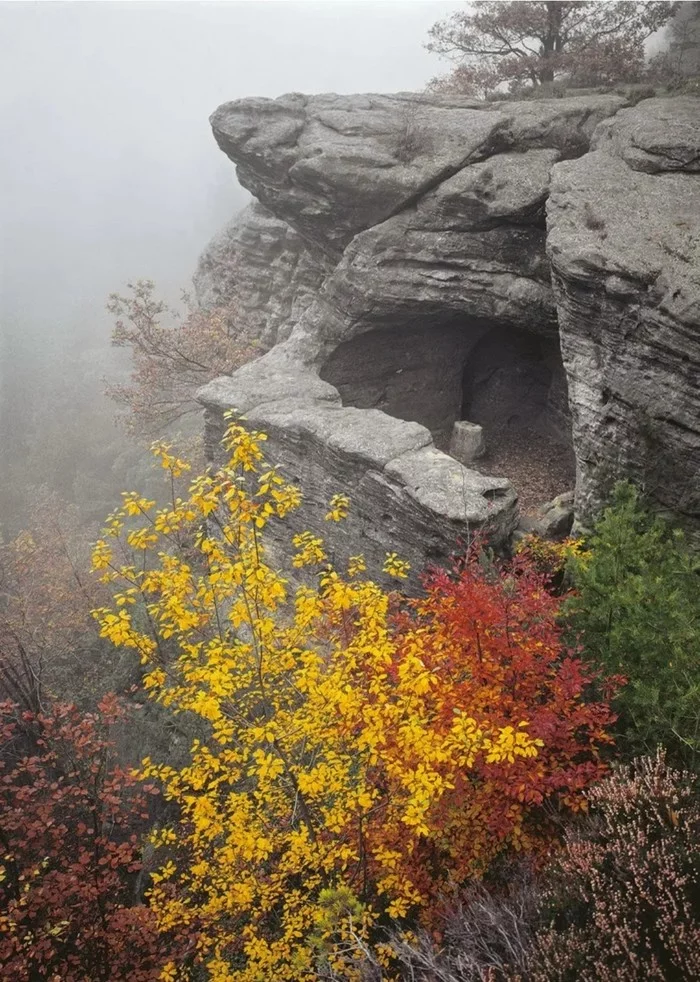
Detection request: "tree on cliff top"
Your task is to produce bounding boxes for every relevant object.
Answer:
[427,1,676,96]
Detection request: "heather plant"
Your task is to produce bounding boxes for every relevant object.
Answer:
[92,419,615,981]
[526,749,700,981]
[391,751,700,982]
[565,482,700,768]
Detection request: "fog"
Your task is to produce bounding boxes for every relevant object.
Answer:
[0,0,460,531]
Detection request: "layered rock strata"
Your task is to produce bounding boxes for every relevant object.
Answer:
[194,201,330,349]
[547,97,700,528]
[197,91,700,573]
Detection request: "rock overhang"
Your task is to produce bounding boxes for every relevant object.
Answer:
[198,90,700,569]
[209,91,626,257]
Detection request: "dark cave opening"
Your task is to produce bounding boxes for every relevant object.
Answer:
[320,320,575,513]
[319,319,483,446]
[459,326,575,513]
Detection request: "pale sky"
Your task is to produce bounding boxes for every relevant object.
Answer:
[1,0,461,346]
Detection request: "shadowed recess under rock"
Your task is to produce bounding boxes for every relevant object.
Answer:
[321,320,575,513]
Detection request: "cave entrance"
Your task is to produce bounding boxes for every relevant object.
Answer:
[319,320,575,514]
[459,326,575,513]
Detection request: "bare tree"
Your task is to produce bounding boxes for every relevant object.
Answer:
[105,279,258,437]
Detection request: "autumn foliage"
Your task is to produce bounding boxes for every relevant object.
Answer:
[427,1,674,96]
[0,696,174,981]
[0,489,109,706]
[89,420,616,980]
[106,280,257,436]
[396,553,617,886]
[527,749,700,981]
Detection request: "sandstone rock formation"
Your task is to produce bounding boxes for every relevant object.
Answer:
[194,201,329,349]
[197,91,700,577]
[547,96,700,529]
[518,491,575,541]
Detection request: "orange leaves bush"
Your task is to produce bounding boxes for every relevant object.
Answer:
[383,549,617,906]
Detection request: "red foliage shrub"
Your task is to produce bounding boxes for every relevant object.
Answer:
[0,696,180,981]
[388,546,618,905]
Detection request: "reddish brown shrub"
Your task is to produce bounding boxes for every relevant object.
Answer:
[528,749,700,981]
[0,696,181,981]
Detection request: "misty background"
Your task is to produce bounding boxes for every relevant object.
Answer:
[0,0,461,533]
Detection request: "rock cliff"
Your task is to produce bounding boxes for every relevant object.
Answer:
[194,201,330,349]
[197,91,700,578]
[547,98,700,527]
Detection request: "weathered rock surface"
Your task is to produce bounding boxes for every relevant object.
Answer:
[450,421,486,466]
[194,201,330,348]
[197,91,700,566]
[518,491,575,540]
[547,99,700,530]
[199,351,517,588]
[210,92,623,257]
[592,96,700,173]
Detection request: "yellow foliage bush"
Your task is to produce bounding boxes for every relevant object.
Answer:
[93,419,612,981]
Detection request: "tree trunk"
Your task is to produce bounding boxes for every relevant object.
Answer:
[540,1,564,84]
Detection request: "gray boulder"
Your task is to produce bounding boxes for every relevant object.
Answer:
[519,491,575,540]
[592,96,700,173]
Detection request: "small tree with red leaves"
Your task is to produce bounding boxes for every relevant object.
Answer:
[384,544,619,906]
[427,2,675,96]
[0,695,181,981]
